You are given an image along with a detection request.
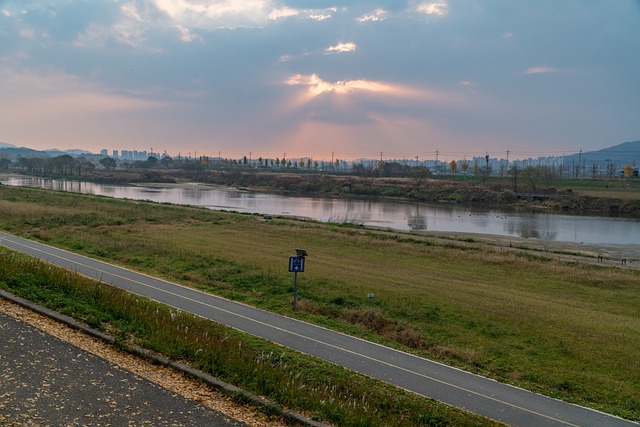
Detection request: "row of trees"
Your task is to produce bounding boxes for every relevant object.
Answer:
[8,155,96,177]
[2,153,637,189]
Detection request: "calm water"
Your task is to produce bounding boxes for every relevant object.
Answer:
[2,176,638,245]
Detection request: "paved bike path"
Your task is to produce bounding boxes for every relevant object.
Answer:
[0,310,248,426]
[1,232,636,427]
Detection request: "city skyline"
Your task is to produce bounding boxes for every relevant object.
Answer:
[1,1,639,161]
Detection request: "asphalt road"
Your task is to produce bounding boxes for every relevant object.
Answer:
[0,310,249,426]
[1,231,637,427]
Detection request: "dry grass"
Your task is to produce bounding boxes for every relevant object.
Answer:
[1,185,639,421]
[575,188,640,199]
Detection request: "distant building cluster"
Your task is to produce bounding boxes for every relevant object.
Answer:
[94,142,639,179]
[101,149,161,161]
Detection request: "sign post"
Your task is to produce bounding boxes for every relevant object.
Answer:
[289,249,307,310]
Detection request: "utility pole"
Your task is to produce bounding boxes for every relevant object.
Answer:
[505,149,510,177]
[578,149,582,178]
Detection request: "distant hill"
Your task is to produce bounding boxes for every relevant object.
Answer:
[0,147,43,158]
[563,140,640,167]
[0,146,98,160]
[45,148,94,156]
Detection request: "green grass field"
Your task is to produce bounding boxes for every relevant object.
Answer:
[1,185,639,422]
[553,177,640,199]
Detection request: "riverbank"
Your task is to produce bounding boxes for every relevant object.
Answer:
[0,184,639,422]
[6,167,640,217]
[132,181,639,264]
[424,230,639,267]
[157,169,640,216]
[3,172,638,262]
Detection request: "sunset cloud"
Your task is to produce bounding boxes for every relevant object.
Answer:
[308,14,332,21]
[416,1,449,17]
[268,7,335,21]
[74,3,151,49]
[0,1,635,159]
[268,7,299,20]
[152,0,272,29]
[286,74,386,96]
[0,68,165,123]
[176,25,202,43]
[355,9,387,23]
[285,74,423,99]
[524,66,560,74]
[325,42,356,54]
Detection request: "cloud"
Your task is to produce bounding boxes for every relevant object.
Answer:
[325,42,356,54]
[524,66,560,74]
[153,0,272,29]
[74,3,151,49]
[308,14,331,21]
[75,0,274,48]
[176,25,202,43]
[284,74,427,100]
[416,1,449,17]
[0,67,165,125]
[268,7,299,20]
[19,28,37,40]
[268,6,334,22]
[355,9,388,23]
[286,74,391,96]
[458,80,477,94]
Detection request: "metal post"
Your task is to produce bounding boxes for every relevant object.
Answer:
[292,271,298,310]
[289,249,307,311]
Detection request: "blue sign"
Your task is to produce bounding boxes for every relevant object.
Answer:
[289,256,305,272]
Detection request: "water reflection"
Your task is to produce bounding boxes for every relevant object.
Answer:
[505,218,558,240]
[1,176,638,245]
[407,215,427,231]
[406,205,427,231]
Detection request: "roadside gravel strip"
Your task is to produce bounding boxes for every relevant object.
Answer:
[0,290,327,427]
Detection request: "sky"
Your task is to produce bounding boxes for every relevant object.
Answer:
[0,0,639,162]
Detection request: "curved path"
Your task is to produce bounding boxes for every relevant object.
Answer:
[1,231,636,427]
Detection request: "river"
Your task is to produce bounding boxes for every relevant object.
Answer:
[1,175,638,246]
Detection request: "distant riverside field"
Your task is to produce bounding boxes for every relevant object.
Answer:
[0,185,639,422]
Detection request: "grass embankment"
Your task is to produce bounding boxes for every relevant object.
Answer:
[0,250,490,426]
[1,185,639,422]
[556,178,640,200]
